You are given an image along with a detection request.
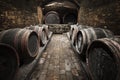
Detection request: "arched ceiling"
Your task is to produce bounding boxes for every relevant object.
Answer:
[37,0,81,7]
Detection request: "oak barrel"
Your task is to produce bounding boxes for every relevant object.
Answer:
[0,28,39,65]
[26,25,48,46]
[63,13,77,24]
[86,37,120,80]
[44,11,60,24]
[75,28,113,61]
[0,43,19,80]
[70,25,90,46]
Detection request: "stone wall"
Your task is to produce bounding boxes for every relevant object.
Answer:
[0,1,39,30]
[48,24,70,34]
[78,0,120,35]
[0,9,38,30]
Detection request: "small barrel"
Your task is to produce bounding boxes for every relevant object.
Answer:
[0,43,19,80]
[0,28,39,65]
[44,11,60,24]
[86,37,120,80]
[25,25,48,46]
[75,28,113,61]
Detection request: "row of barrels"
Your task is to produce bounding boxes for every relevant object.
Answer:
[69,25,120,80]
[0,25,51,80]
[44,11,77,24]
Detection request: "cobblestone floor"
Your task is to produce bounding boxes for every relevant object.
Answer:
[30,34,86,80]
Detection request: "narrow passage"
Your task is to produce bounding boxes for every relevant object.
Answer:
[30,34,86,80]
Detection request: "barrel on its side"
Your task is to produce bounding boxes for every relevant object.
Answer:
[44,11,60,24]
[75,28,113,61]
[86,37,120,80]
[0,43,19,80]
[70,25,90,46]
[26,25,48,46]
[69,25,78,40]
[42,24,50,39]
[0,28,39,65]
[63,13,77,24]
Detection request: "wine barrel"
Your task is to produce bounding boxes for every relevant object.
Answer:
[42,24,50,39]
[25,25,48,46]
[70,25,85,40]
[86,37,120,80]
[44,11,60,24]
[75,28,113,61]
[0,28,39,65]
[71,25,90,45]
[0,43,19,80]
[63,13,77,24]
[69,25,78,40]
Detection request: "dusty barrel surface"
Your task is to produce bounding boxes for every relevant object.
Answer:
[86,37,120,80]
[44,11,60,24]
[26,25,48,46]
[0,28,39,65]
[0,43,19,80]
[75,28,113,61]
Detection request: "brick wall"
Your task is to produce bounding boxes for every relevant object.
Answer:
[0,9,38,30]
[0,1,40,30]
[78,0,120,35]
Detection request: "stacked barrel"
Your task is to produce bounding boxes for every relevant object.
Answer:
[0,25,52,80]
[69,25,120,80]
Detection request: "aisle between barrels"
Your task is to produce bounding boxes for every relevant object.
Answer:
[30,34,87,80]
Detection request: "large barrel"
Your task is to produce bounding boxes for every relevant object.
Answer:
[75,28,113,61]
[0,43,19,80]
[25,25,48,46]
[86,37,120,80]
[0,28,39,65]
[44,11,60,24]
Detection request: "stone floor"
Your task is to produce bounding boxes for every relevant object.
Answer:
[30,34,87,80]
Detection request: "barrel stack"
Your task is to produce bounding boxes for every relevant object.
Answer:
[69,25,114,61]
[75,27,113,61]
[0,24,52,80]
[69,24,120,80]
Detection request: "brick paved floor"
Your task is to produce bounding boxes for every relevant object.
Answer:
[30,34,86,80]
